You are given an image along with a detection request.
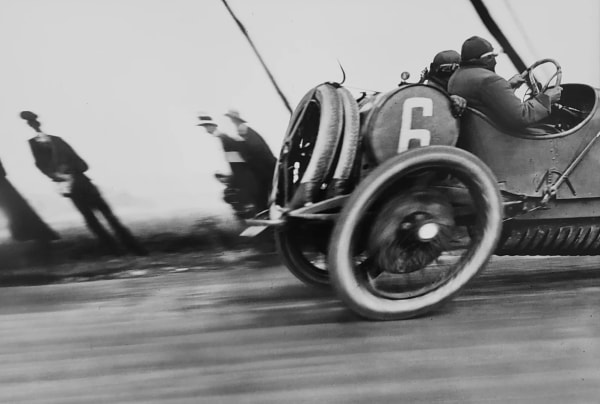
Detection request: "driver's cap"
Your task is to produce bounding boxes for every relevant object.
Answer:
[431,50,461,73]
[461,36,496,61]
[432,50,460,67]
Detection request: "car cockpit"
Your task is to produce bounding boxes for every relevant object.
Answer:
[546,83,595,132]
[515,59,595,135]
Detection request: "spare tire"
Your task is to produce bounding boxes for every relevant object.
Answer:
[327,86,361,197]
[273,83,343,210]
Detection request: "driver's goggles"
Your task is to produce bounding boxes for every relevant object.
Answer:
[480,50,499,59]
[436,63,459,73]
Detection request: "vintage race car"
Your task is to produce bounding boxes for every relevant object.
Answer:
[251,59,600,320]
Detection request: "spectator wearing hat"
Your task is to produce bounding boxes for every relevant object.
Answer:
[421,50,467,117]
[448,36,562,133]
[197,113,269,220]
[224,109,276,207]
[19,111,147,256]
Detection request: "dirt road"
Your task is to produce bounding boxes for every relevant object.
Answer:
[1,255,599,403]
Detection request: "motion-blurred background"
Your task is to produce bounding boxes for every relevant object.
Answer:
[0,0,598,236]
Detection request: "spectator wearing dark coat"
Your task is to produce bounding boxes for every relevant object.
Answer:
[197,112,274,220]
[224,109,276,210]
[0,157,58,242]
[20,111,147,256]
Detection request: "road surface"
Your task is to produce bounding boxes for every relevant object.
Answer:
[1,255,599,403]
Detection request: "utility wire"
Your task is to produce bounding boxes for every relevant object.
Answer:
[502,0,556,81]
[221,0,293,115]
[501,0,539,61]
[469,0,527,72]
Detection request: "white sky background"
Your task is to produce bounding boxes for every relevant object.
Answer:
[0,0,598,227]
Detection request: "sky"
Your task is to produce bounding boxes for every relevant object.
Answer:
[0,0,598,228]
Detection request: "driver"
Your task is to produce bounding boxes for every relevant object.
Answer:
[448,36,562,134]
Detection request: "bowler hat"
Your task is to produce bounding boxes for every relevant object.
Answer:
[461,36,496,61]
[224,109,246,123]
[196,113,217,127]
[20,110,38,121]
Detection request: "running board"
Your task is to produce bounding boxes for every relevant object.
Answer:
[241,195,349,236]
[287,195,348,220]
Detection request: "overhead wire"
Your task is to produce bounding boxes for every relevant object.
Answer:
[501,0,556,81]
[469,0,527,72]
[220,0,293,115]
[501,0,539,61]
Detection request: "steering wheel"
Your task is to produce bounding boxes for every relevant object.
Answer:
[520,58,586,121]
[521,58,562,101]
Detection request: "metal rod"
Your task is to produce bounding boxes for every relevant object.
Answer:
[551,131,600,192]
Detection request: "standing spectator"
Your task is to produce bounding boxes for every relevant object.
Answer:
[224,109,276,212]
[196,112,271,220]
[19,111,147,256]
[0,156,59,243]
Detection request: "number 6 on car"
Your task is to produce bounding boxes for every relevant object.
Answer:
[364,85,459,164]
[397,97,433,152]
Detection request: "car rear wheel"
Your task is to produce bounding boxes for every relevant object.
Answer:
[275,220,332,288]
[273,84,360,288]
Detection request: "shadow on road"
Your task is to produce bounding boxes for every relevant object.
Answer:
[0,216,278,287]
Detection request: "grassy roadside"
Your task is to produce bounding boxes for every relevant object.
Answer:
[0,214,280,286]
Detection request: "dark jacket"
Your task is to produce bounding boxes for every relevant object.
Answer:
[239,126,276,184]
[28,135,88,182]
[448,65,552,130]
[0,157,59,241]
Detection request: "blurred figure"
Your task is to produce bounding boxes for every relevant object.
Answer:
[197,112,274,220]
[0,157,59,243]
[224,109,276,208]
[19,111,147,256]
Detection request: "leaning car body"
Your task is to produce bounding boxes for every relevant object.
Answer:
[254,65,600,320]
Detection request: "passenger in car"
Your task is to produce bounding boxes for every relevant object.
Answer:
[421,50,467,117]
[448,36,562,134]
[422,50,460,91]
